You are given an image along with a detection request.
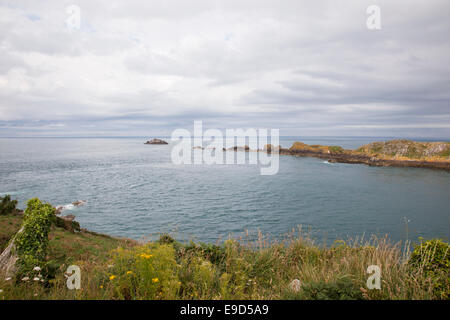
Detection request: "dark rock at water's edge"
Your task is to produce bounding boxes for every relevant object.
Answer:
[55,214,81,233]
[54,201,85,232]
[55,200,86,215]
[144,138,168,145]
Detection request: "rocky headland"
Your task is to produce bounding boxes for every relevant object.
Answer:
[227,139,450,171]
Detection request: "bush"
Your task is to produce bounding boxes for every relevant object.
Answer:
[14,198,55,276]
[220,240,252,299]
[408,239,449,299]
[288,277,363,300]
[0,195,18,215]
[178,256,218,299]
[159,233,175,245]
[180,242,226,268]
[108,243,180,299]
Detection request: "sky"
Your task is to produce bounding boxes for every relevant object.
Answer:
[0,0,449,138]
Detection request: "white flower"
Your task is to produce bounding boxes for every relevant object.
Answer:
[22,277,30,281]
[289,279,302,292]
[0,289,3,293]
[5,277,11,281]
[33,277,40,281]
[33,266,41,272]
[34,293,38,296]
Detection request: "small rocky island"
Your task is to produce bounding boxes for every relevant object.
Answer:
[144,138,168,145]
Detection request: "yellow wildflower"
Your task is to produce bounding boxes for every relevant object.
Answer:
[126,271,133,275]
[100,285,103,289]
[152,278,159,283]
[109,275,116,280]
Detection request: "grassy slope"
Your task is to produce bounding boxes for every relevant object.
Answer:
[0,214,137,299]
[0,214,135,262]
[356,140,450,160]
[0,214,22,252]
[1,213,446,300]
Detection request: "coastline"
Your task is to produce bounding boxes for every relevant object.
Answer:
[224,139,450,171]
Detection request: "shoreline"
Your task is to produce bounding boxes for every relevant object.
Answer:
[223,139,450,171]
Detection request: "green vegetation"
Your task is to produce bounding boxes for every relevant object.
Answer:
[14,198,57,278]
[108,243,180,299]
[0,214,21,252]
[286,139,450,162]
[286,277,363,300]
[356,139,450,161]
[0,195,18,216]
[0,198,449,300]
[328,146,344,153]
[408,239,449,299]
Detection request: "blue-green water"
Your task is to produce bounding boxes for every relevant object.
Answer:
[0,137,449,244]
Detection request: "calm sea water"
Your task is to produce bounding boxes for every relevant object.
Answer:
[0,137,449,244]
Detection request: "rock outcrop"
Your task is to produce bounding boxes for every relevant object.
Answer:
[55,215,81,233]
[0,227,23,277]
[144,138,168,145]
[55,200,86,215]
[229,139,450,171]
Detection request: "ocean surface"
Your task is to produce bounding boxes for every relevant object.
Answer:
[1,137,449,245]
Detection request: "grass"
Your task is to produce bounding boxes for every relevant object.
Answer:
[288,140,450,162]
[0,214,22,252]
[1,214,448,300]
[289,142,345,154]
[356,140,450,161]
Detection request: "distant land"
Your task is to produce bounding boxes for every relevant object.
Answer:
[228,139,450,171]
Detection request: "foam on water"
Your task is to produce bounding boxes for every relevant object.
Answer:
[57,203,75,211]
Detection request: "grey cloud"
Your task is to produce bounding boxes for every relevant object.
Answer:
[0,0,449,138]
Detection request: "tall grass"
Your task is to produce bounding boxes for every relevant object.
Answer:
[0,228,447,300]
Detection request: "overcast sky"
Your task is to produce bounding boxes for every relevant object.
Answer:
[0,0,449,138]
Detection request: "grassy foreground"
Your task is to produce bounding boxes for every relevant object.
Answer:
[0,201,449,300]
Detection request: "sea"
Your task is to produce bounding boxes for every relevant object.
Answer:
[1,136,449,245]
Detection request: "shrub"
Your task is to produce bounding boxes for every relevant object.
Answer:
[159,233,175,245]
[288,277,364,300]
[178,256,218,299]
[220,240,252,299]
[180,242,226,268]
[0,195,18,215]
[108,243,180,299]
[408,239,449,299]
[14,198,55,276]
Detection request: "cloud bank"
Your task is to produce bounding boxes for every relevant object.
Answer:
[0,0,449,137]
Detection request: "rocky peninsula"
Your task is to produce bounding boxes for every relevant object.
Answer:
[229,139,450,171]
